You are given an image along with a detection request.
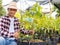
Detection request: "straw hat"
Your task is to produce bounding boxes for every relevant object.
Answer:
[8,2,17,9]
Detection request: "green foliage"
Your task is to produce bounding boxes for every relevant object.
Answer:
[15,2,60,33]
[0,0,6,16]
[57,10,60,17]
[19,2,42,30]
[15,2,60,39]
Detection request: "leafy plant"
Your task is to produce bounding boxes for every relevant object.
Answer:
[15,2,60,40]
[0,0,6,16]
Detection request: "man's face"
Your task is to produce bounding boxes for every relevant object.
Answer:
[8,8,17,17]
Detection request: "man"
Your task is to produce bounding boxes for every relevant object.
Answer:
[0,1,34,45]
[0,2,20,45]
[0,2,34,45]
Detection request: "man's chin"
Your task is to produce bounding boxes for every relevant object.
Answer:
[9,15,14,17]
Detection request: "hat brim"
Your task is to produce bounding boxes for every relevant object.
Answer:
[8,6,17,9]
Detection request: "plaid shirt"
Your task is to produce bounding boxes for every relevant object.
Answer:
[0,15,29,38]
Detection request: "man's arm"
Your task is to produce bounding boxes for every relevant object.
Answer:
[0,18,9,38]
[14,20,34,39]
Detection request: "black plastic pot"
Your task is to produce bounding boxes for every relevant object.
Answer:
[30,42,46,45]
[17,41,46,45]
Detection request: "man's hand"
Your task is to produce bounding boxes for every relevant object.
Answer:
[14,31,19,39]
[29,30,34,35]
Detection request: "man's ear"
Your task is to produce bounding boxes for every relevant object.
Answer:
[7,8,9,11]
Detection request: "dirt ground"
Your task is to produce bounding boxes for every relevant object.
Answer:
[57,43,60,45]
